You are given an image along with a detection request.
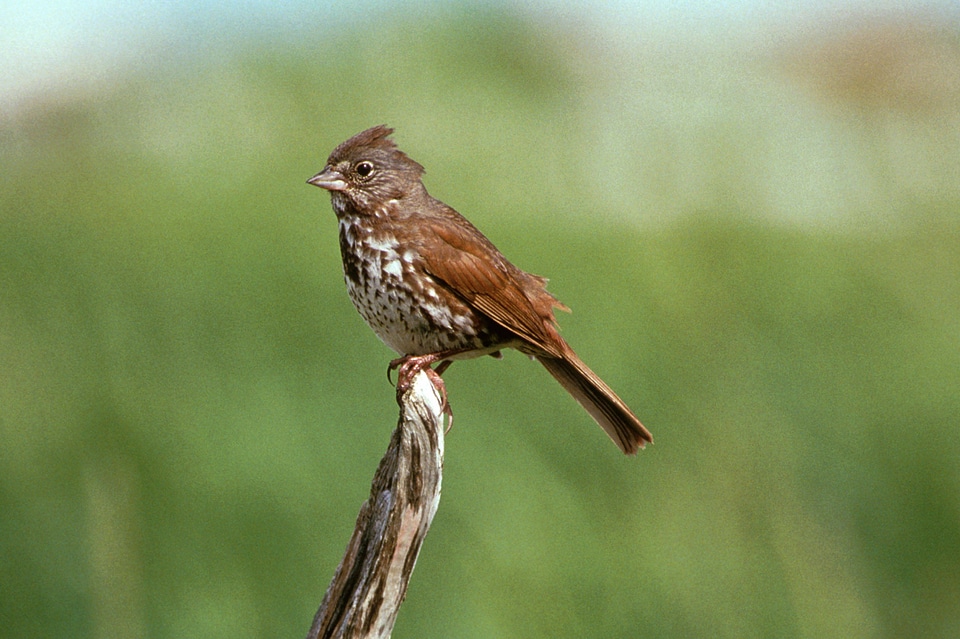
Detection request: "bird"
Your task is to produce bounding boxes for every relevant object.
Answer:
[307,125,651,454]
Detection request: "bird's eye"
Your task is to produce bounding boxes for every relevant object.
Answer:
[355,161,374,177]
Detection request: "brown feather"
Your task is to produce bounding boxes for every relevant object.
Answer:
[416,211,650,453]
[538,351,652,455]
[419,212,566,358]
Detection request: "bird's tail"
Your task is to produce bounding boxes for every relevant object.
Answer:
[537,351,652,455]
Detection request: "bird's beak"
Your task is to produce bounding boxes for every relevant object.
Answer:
[307,167,348,191]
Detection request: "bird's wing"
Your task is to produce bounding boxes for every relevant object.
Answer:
[417,216,567,359]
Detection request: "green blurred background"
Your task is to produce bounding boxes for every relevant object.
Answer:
[2,2,959,637]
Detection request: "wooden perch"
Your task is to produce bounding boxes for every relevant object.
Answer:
[305,370,446,639]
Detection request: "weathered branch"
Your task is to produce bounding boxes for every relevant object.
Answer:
[305,371,446,639]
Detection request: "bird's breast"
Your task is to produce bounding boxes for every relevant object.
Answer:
[337,215,496,356]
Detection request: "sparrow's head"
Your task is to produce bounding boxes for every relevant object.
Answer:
[307,125,425,213]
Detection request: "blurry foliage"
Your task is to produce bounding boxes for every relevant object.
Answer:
[1,6,959,638]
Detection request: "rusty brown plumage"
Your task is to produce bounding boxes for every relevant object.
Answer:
[308,125,651,454]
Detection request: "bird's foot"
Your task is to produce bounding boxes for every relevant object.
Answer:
[389,353,438,388]
[389,353,455,428]
[387,351,458,387]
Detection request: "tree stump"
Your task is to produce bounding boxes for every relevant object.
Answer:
[305,370,446,639]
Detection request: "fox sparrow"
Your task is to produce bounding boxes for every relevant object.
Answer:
[307,126,651,454]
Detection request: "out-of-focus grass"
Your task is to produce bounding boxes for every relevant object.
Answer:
[1,8,959,639]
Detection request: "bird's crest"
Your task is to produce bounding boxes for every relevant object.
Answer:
[328,125,425,175]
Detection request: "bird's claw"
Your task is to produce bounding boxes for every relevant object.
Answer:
[390,354,454,430]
